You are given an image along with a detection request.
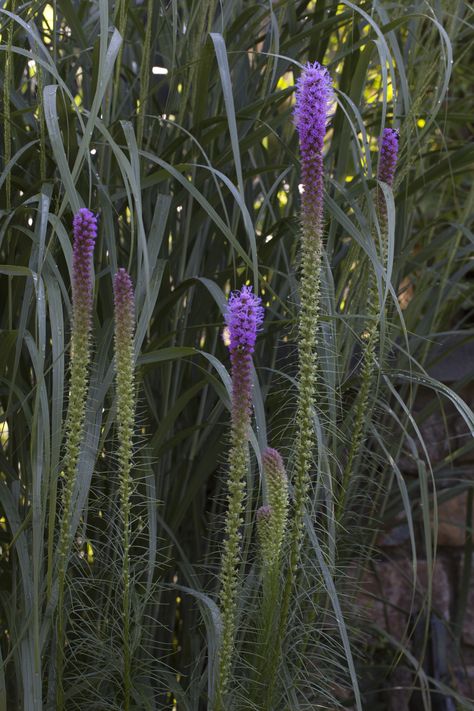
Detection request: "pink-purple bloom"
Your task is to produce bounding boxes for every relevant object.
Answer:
[225,285,264,356]
[256,504,272,522]
[72,208,98,324]
[294,61,333,156]
[217,286,264,702]
[378,128,399,187]
[113,268,135,338]
[294,62,333,232]
[262,447,284,473]
[224,285,264,425]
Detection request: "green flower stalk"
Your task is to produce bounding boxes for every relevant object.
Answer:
[56,208,97,709]
[257,450,289,592]
[278,62,333,648]
[216,285,264,709]
[337,128,399,518]
[256,505,275,568]
[264,448,289,563]
[113,268,136,711]
[252,449,289,708]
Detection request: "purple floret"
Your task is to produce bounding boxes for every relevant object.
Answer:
[378,128,399,187]
[262,447,284,471]
[114,268,135,343]
[256,504,272,522]
[294,61,333,157]
[72,208,98,324]
[294,62,333,232]
[225,285,264,356]
[224,285,264,426]
[114,269,135,319]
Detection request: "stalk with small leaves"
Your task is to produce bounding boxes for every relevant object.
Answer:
[337,128,399,517]
[113,268,136,711]
[278,61,333,655]
[215,285,264,709]
[252,448,289,709]
[56,208,97,709]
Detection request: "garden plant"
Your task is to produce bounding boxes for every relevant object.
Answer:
[0,1,473,709]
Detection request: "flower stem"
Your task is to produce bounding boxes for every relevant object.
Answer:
[277,61,332,685]
[56,209,97,710]
[215,286,263,709]
[252,450,289,709]
[113,268,136,710]
[337,128,399,518]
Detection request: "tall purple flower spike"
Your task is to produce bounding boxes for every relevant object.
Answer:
[224,285,264,423]
[294,61,333,234]
[114,268,135,341]
[113,268,136,709]
[72,208,98,326]
[378,128,399,187]
[217,285,264,704]
[57,207,98,708]
[274,64,333,694]
[225,284,264,355]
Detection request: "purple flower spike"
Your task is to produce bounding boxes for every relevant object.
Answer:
[114,268,135,340]
[58,207,98,693]
[72,208,98,326]
[224,285,264,425]
[225,285,264,356]
[378,128,399,187]
[217,286,264,700]
[294,61,333,156]
[262,447,284,472]
[224,284,264,427]
[294,62,333,233]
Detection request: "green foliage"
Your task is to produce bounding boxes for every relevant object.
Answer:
[0,1,473,709]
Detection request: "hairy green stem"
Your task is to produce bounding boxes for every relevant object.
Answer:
[56,325,91,709]
[215,416,248,710]
[215,286,262,708]
[252,451,288,709]
[337,286,380,519]
[276,231,322,697]
[337,179,392,519]
[115,328,135,709]
[56,209,96,709]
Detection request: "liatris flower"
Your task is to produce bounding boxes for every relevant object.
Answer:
[71,209,98,330]
[269,64,332,707]
[337,129,400,520]
[281,62,333,623]
[224,284,264,422]
[251,449,289,709]
[225,284,264,353]
[64,208,98,491]
[294,61,333,235]
[114,269,135,371]
[291,61,333,549]
[378,128,399,187]
[113,268,136,711]
[263,447,289,562]
[216,285,264,709]
[376,128,399,257]
[56,208,98,710]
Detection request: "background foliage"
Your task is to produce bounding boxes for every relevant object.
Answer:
[1,0,473,708]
